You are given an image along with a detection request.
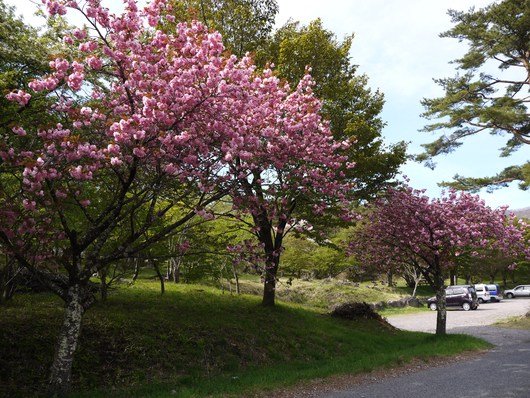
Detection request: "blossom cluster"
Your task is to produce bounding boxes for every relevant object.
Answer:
[2,0,355,261]
[348,185,530,275]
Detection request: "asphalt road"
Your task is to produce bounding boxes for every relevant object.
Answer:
[317,298,530,398]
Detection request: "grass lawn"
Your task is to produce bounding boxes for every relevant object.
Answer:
[0,280,489,397]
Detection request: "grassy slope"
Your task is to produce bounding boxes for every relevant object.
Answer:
[0,280,489,398]
[226,275,432,308]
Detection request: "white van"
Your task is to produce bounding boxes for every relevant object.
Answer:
[486,284,502,302]
[474,284,491,303]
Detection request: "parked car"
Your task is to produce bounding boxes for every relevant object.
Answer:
[504,285,530,298]
[474,283,491,303]
[427,285,479,311]
[486,283,502,302]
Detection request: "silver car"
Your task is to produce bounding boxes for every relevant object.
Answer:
[504,285,530,298]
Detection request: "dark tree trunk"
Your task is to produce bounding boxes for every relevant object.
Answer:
[262,258,278,306]
[99,267,108,301]
[0,257,18,303]
[501,269,507,288]
[131,257,140,283]
[261,230,283,307]
[433,261,447,335]
[387,271,393,287]
[253,210,281,306]
[403,273,415,288]
[151,259,165,295]
[248,187,292,307]
[449,269,455,286]
[48,284,87,396]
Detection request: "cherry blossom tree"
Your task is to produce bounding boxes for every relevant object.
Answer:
[1,0,354,393]
[221,71,355,306]
[348,185,529,335]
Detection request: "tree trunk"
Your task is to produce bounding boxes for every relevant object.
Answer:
[253,201,289,307]
[0,257,17,303]
[48,284,86,396]
[412,277,419,297]
[387,271,393,287]
[232,263,240,294]
[168,257,181,283]
[99,267,108,301]
[131,257,140,283]
[434,263,447,335]
[501,270,507,288]
[449,269,455,286]
[262,265,277,306]
[262,244,281,306]
[151,259,165,295]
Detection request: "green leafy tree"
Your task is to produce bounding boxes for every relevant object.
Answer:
[267,19,407,202]
[281,236,318,278]
[170,0,278,57]
[420,0,530,192]
[282,229,356,280]
[0,0,66,301]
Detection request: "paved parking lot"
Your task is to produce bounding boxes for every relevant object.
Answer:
[387,297,530,332]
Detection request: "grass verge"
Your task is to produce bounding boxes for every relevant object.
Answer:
[495,314,530,329]
[0,280,489,398]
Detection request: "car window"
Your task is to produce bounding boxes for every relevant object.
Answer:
[515,286,523,291]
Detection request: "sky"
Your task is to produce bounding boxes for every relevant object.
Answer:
[6,0,530,210]
[275,0,530,210]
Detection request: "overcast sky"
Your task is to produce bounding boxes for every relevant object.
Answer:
[7,0,530,210]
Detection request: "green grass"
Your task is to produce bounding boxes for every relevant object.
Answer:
[378,305,428,317]
[0,280,488,398]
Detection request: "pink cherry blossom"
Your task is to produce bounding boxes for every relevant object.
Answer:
[67,71,84,91]
[72,28,86,39]
[42,0,66,15]
[86,56,103,69]
[348,185,529,334]
[132,147,146,158]
[5,89,31,106]
[12,126,27,136]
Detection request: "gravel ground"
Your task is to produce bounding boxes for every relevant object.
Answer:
[262,298,530,398]
[386,297,530,333]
